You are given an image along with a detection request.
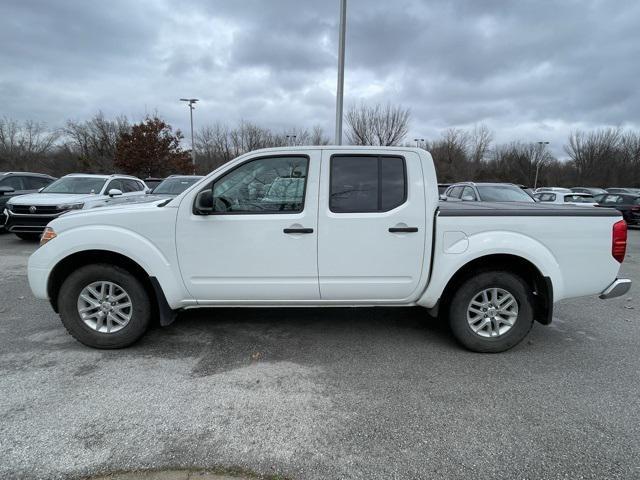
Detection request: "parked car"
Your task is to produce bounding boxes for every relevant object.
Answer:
[0,172,56,230]
[143,177,164,190]
[28,147,630,353]
[534,187,572,193]
[534,192,597,206]
[594,193,640,225]
[606,187,640,195]
[5,173,147,240]
[571,187,607,196]
[98,175,204,208]
[444,182,535,202]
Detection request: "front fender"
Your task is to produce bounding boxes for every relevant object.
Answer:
[28,225,193,309]
[417,230,563,308]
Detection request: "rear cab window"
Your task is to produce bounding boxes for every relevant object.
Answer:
[330,155,406,213]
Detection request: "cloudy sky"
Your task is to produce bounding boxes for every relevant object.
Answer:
[1,0,639,156]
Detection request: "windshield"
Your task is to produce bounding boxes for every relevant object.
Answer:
[152,177,202,195]
[565,194,595,203]
[477,185,535,202]
[41,177,106,194]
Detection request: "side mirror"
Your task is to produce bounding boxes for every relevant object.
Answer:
[108,188,123,197]
[439,194,447,201]
[38,187,44,193]
[194,190,213,215]
[0,186,15,195]
[145,188,152,194]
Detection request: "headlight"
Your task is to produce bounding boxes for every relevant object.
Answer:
[40,227,57,246]
[56,203,84,210]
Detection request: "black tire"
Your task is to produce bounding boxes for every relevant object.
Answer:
[15,232,41,241]
[448,271,534,353]
[58,264,151,348]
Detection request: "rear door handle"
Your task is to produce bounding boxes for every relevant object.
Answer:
[283,228,314,234]
[389,227,418,233]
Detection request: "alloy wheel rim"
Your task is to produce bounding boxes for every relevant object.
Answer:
[466,287,518,338]
[77,281,132,333]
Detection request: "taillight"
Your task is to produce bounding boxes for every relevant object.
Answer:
[612,220,627,263]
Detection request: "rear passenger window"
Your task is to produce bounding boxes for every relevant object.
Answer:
[330,155,406,213]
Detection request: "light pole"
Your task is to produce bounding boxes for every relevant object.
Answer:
[335,0,347,145]
[534,141,550,189]
[180,98,199,171]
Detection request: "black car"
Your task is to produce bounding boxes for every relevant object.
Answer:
[594,193,640,225]
[0,172,56,230]
[606,187,640,195]
[143,177,164,190]
[571,187,607,196]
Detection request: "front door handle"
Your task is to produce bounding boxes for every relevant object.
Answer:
[283,227,314,234]
[389,226,418,233]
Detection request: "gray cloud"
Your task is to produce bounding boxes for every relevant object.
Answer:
[1,0,639,156]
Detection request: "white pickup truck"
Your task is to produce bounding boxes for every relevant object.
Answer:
[28,147,631,352]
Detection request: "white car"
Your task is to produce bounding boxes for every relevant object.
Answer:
[534,191,597,206]
[534,187,573,194]
[27,147,631,353]
[5,173,148,240]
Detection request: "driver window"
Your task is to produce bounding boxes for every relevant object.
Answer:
[106,179,124,193]
[211,156,309,213]
[461,187,476,200]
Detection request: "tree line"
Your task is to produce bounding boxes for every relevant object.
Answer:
[1,105,639,188]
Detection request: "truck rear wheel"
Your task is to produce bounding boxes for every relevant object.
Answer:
[448,271,534,353]
[57,264,151,348]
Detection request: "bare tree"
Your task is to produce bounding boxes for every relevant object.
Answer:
[345,103,411,146]
[0,117,60,172]
[469,124,493,164]
[565,128,622,186]
[64,112,130,173]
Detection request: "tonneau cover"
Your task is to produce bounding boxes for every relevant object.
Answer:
[438,201,621,217]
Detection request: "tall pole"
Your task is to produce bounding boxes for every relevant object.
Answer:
[335,0,347,145]
[189,105,195,168]
[180,98,199,173]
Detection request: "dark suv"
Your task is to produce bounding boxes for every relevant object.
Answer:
[0,172,56,230]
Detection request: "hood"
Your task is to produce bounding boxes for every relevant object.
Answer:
[7,192,100,206]
[98,194,172,208]
[63,198,170,217]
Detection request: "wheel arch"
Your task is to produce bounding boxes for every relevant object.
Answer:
[48,250,155,311]
[433,254,554,325]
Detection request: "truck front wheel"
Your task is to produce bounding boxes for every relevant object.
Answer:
[448,271,534,353]
[57,264,151,348]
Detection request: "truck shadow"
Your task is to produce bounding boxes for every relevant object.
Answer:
[136,307,458,376]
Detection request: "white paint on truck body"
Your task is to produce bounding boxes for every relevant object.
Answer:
[28,146,625,315]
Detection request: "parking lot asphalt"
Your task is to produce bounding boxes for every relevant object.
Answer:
[1,231,639,480]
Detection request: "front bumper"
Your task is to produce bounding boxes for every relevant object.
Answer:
[5,211,60,234]
[599,278,632,299]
